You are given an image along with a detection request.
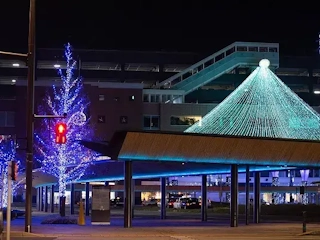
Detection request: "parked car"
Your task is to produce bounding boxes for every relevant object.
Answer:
[167,198,178,208]
[142,199,158,206]
[110,197,124,207]
[173,198,200,209]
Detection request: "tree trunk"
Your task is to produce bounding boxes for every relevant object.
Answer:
[59,196,66,217]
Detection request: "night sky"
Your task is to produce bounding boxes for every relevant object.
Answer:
[1,1,320,56]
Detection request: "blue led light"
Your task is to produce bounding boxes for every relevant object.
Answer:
[185,59,320,141]
[76,165,294,183]
[118,154,320,167]
[0,136,22,207]
[35,43,96,197]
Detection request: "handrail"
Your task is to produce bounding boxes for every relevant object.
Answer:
[157,42,279,88]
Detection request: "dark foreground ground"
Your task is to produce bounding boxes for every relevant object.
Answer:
[2,208,320,239]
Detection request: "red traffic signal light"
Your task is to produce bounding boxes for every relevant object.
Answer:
[55,123,67,144]
[11,161,18,181]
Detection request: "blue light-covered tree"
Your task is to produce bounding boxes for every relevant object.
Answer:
[35,43,95,215]
[185,59,320,140]
[0,135,22,208]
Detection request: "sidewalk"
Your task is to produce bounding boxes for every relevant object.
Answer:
[7,222,320,239]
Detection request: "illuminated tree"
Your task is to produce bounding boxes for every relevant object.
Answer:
[0,136,22,208]
[185,59,320,140]
[35,43,95,215]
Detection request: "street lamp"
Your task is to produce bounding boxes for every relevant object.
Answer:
[25,0,36,233]
[0,0,36,233]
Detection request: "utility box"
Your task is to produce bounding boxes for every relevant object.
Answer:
[91,186,110,225]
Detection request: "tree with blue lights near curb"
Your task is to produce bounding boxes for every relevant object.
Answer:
[0,136,23,208]
[35,43,95,216]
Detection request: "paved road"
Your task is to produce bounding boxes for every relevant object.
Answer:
[3,210,320,239]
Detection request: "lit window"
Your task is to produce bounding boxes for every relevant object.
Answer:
[170,116,201,126]
[99,94,105,101]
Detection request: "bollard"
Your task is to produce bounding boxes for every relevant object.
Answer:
[302,211,307,233]
[78,200,85,226]
[0,210,3,240]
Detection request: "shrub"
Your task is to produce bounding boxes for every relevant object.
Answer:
[41,216,78,224]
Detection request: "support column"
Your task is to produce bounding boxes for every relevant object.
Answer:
[226,176,231,203]
[160,177,166,220]
[201,174,208,222]
[271,171,280,204]
[131,180,135,219]
[37,188,41,211]
[245,165,250,225]
[230,165,238,227]
[70,183,75,215]
[40,187,44,211]
[300,170,310,205]
[50,185,55,213]
[288,170,294,203]
[253,172,261,224]
[85,182,90,216]
[124,161,133,228]
[44,186,48,212]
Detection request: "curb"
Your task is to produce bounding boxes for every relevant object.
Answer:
[3,231,45,237]
[297,231,320,236]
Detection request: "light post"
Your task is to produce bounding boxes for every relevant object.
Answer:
[25,0,36,233]
[0,0,35,233]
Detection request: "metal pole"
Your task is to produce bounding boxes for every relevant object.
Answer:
[230,164,238,227]
[245,165,250,225]
[160,177,166,220]
[70,184,75,215]
[85,182,90,216]
[6,161,12,240]
[124,161,132,228]
[201,174,207,221]
[302,211,307,233]
[50,185,55,213]
[25,0,36,233]
[253,171,261,224]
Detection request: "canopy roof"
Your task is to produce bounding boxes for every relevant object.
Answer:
[80,131,320,167]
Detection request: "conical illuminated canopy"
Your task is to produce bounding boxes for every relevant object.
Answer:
[185,59,320,141]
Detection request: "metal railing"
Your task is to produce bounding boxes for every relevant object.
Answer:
[157,42,279,89]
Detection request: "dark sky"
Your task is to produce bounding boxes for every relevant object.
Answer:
[1,1,320,56]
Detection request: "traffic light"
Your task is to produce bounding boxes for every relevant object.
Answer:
[11,161,18,181]
[55,122,67,144]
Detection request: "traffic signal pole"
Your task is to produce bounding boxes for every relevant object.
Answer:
[25,0,36,233]
[0,0,66,233]
[6,162,13,240]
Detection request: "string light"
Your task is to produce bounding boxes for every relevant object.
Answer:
[35,43,95,197]
[185,59,320,140]
[0,137,21,208]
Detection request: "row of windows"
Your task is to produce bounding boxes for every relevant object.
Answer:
[143,115,202,129]
[0,60,188,73]
[143,94,183,103]
[98,94,135,102]
[0,111,15,127]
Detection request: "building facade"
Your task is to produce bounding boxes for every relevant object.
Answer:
[1,42,320,204]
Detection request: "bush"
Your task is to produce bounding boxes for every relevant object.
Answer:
[41,216,78,224]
